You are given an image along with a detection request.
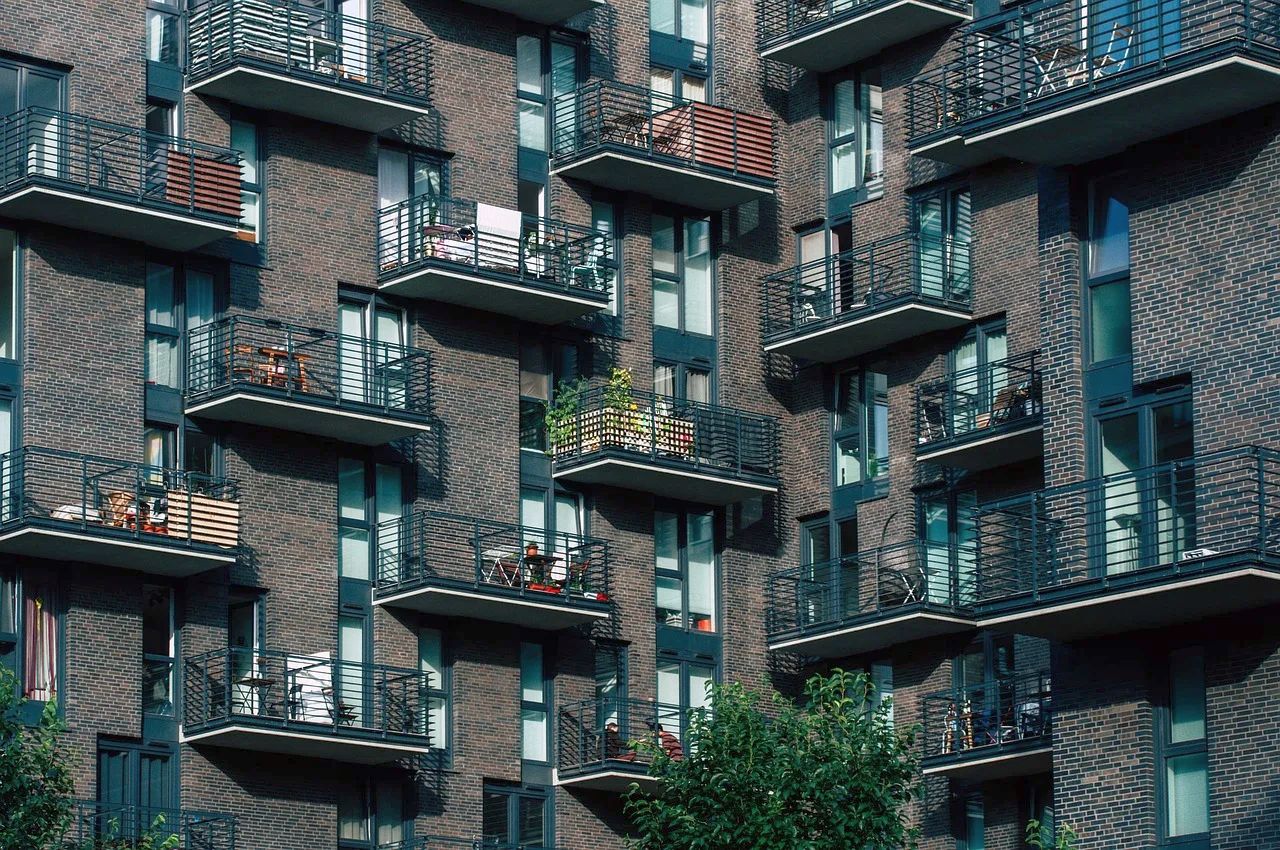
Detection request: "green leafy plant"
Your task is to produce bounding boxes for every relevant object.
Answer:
[602,366,634,413]
[542,377,587,451]
[623,669,920,850]
[0,666,74,850]
[1026,818,1078,850]
[77,814,181,850]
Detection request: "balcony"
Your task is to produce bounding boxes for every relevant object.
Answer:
[759,0,972,72]
[186,0,432,132]
[907,0,1280,166]
[551,82,775,211]
[185,316,433,445]
[974,446,1280,640]
[921,671,1052,781]
[66,801,237,850]
[376,197,612,324]
[762,232,972,363]
[550,388,780,505]
[0,448,240,576]
[458,0,603,24]
[767,542,976,657]
[557,699,688,792]
[916,351,1043,471]
[374,511,611,629]
[182,648,432,764]
[0,108,240,250]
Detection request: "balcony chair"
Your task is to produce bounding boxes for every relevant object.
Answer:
[919,398,949,444]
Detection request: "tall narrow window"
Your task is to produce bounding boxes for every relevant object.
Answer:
[1086,178,1131,365]
[146,0,182,65]
[231,120,262,242]
[1160,647,1209,843]
[22,580,57,702]
[520,641,549,763]
[596,642,627,727]
[142,585,175,717]
[826,69,883,205]
[592,199,621,318]
[338,781,405,850]
[145,264,179,388]
[652,213,712,337]
[0,229,17,362]
[955,792,984,850]
[338,614,366,726]
[656,652,715,744]
[655,509,716,632]
[916,186,972,300]
[420,628,449,751]
[834,370,888,495]
[516,35,547,154]
[483,785,549,848]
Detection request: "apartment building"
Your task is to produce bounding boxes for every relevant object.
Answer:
[0,0,1276,848]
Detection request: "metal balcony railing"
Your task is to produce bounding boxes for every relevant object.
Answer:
[917,351,1042,450]
[66,800,237,850]
[551,81,775,183]
[183,647,431,743]
[375,511,611,607]
[551,387,780,483]
[0,107,241,222]
[559,698,692,777]
[0,447,240,551]
[376,195,613,299]
[761,231,972,344]
[187,0,431,104]
[974,446,1280,607]
[379,839,562,850]
[186,315,433,420]
[759,0,970,51]
[907,0,1280,145]
[921,670,1052,763]
[766,541,977,641]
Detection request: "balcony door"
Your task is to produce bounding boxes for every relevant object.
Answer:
[949,322,1007,436]
[921,489,977,605]
[338,298,406,409]
[915,187,971,301]
[0,60,65,182]
[97,741,176,840]
[1093,391,1194,576]
[656,651,715,745]
[800,515,857,625]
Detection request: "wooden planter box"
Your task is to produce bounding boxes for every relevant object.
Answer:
[555,407,694,460]
[166,491,241,548]
[164,149,242,219]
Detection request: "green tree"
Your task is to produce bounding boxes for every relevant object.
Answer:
[624,669,920,850]
[0,665,74,850]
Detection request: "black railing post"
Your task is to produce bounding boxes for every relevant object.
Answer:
[1256,448,1266,551]
[1029,495,1040,601]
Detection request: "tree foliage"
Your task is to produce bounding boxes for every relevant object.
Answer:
[623,669,920,850]
[0,665,74,850]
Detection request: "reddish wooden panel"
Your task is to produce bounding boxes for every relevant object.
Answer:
[165,150,242,218]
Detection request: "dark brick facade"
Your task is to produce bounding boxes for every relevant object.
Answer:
[1,0,1277,849]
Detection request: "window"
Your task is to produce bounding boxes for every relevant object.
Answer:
[954,792,984,850]
[97,740,176,815]
[521,487,583,565]
[146,0,181,65]
[517,32,580,190]
[0,229,17,362]
[231,120,262,242]
[520,641,549,763]
[947,319,1006,433]
[826,70,882,204]
[916,185,972,299]
[1026,776,1055,848]
[21,579,57,703]
[650,65,707,107]
[1085,178,1131,365]
[376,144,446,269]
[142,585,175,717]
[483,785,549,849]
[338,780,405,850]
[920,488,977,606]
[1158,647,1209,845]
[1094,388,1193,575]
[651,0,709,45]
[517,35,548,154]
[519,337,579,452]
[834,370,888,495]
[653,362,710,403]
[338,296,407,408]
[652,212,712,337]
[338,457,404,583]
[419,628,449,751]
[145,261,219,390]
[656,652,715,744]
[870,660,894,722]
[655,509,716,632]
[592,199,622,318]
[596,641,628,726]
[798,514,857,624]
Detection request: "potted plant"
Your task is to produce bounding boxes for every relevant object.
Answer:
[525,541,540,558]
[543,376,587,455]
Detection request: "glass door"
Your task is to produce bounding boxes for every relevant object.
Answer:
[338,0,368,81]
[1094,396,1194,576]
[228,597,261,714]
[338,300,406,408]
